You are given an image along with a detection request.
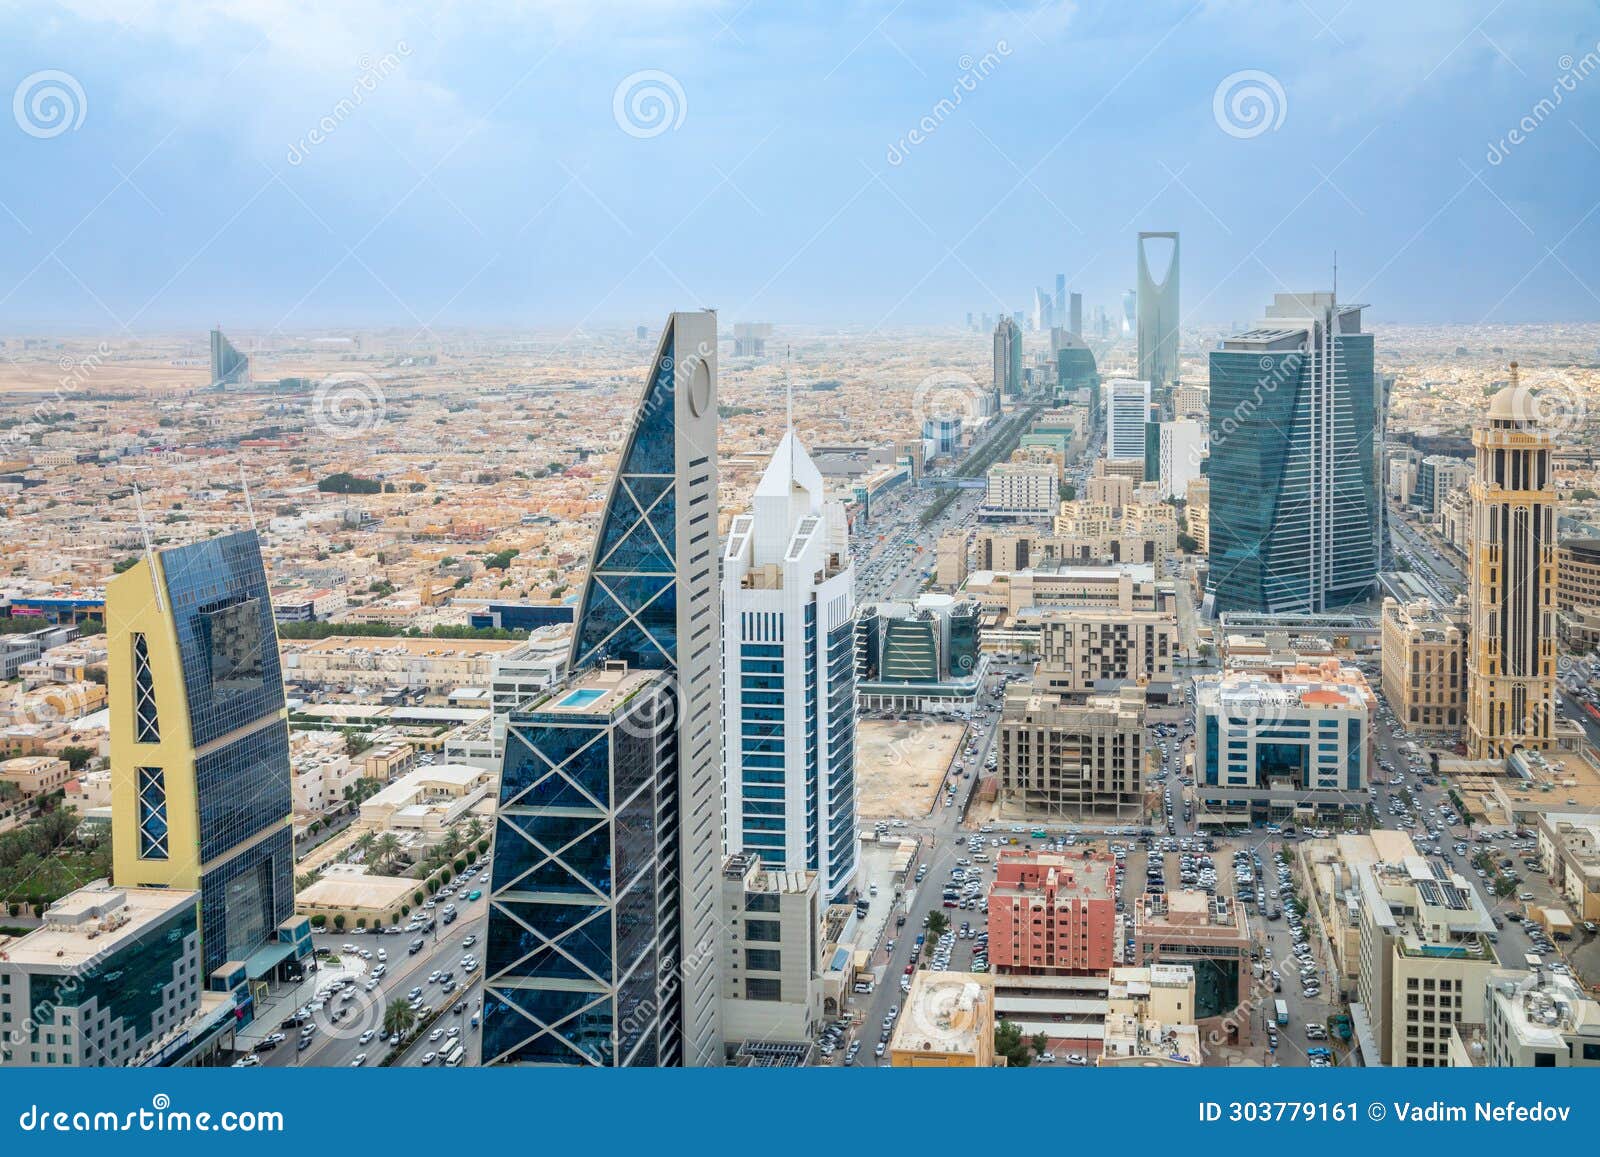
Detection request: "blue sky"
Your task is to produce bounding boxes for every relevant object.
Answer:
[1,0,1598,332]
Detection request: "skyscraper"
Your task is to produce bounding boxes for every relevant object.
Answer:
[722,430,857,901]
[208,327,249,388]
[107,529,302,988]
[1054,273,1066,323]
[1207,292,1377,614]
[1104,378,1151,461]
[1466,367,1557,760]
[1069,291,1083,339]
[1033,288,1054,333]
[1136,232,1179,389]
[482,311,724,1067]
[993,316,1022,397]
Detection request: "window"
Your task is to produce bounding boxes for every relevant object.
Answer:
[132,634,160,743]
[137,767,169,860]
[1583,1043,1600,1061]
[744,919,781,943]
[745,893,780,913]
[745,978,782,1002]
[745,949,782,972]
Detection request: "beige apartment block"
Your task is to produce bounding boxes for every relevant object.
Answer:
[998,683,1146,819]
[1033,607,1175,695]
[1380,597,1466,737]
[1353,856,1498,1067]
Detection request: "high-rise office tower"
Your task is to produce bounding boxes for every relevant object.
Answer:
[1104,378,1152,461]
[108,529,301,987]
[1136,232,1180,389]
[1120,290,1136,337]
[1054,273,1066,321]
[1207,292,1377,614]
[1466,367,1557,760]
[209,327,249,388]
[722,430,857,901]
[483,311,724,1067]
[993,316,1022,397]
[1069,291,1083,339]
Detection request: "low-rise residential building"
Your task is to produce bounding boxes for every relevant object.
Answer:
[358,762,495,836]
[964,563,1169,619]
[889,971,996,1067]
[1537,811,1600,922]
[1185,476,1209,555]
[1099,964,1202,1066]
[0,755,71,799]
[1351,854,1498,1067]
[719,853,823,1047]
[281,634,527,696]
[1380,597,1466,737]
[988,851,1117,974]
[998,684,1146,820]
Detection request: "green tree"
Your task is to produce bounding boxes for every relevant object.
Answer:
[924,910,950,939]
[1031,1031,1050,1059]
[59,745,94,771]
[994,1019,1032,1067]
[333,913,346,930]
[382,1000,417,1039]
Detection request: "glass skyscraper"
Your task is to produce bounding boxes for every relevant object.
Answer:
[108,529,303,989]
[1206,293,1378,614]
[483,311,724,1066]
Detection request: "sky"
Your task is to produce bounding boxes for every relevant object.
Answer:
[1,0,1598,334]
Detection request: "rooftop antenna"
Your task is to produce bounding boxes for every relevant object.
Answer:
[1332,250,1337,303]
[239,462,258,531]
[131,482,164,614]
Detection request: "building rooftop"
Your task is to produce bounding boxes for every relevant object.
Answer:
[893,971,993,1056]
[991,850,1116,903]
[0,882,196,969]
[525,663,666,718]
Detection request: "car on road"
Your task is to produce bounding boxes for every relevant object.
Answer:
[351,1053,367,1066]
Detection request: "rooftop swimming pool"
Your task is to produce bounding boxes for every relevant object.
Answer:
[557,687,607,709]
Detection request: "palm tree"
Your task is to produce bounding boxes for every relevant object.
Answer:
[924,910,950,939]
[373,834,401,872]
[382,1000,416,1039]
[465,816,485,844]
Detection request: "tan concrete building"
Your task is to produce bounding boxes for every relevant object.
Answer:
[965,564,1168,619]
[1185,475,1209,555]
[1033,608,1175,695]
[889,971,996,1067]
[998,683,1146,819]
[1099,964,1202,1066]
[935,532,969,590]
[0,755,71,798]
[1380,597,1466,737]
[1537,811,1600,921]
[1352,855,1498,1067]
[1466,375,1558,759]
[1131,890,1253,1038]
[719,853,824,1045]
[1451,969,1600,1067]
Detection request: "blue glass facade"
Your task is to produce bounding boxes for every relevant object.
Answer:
[485,687,674,1067]
[27,903,197,1062]
[1208,322,1377,614]
[154,531,295,976]
[485,315,719,1067]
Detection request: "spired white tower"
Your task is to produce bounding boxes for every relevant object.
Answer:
[722,427,859,901]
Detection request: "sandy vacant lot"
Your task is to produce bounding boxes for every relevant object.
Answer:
[856,718,965,819]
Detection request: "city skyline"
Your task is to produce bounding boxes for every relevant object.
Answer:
[2,2,1599,331]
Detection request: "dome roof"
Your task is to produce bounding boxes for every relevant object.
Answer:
[1487,383,1540,422]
